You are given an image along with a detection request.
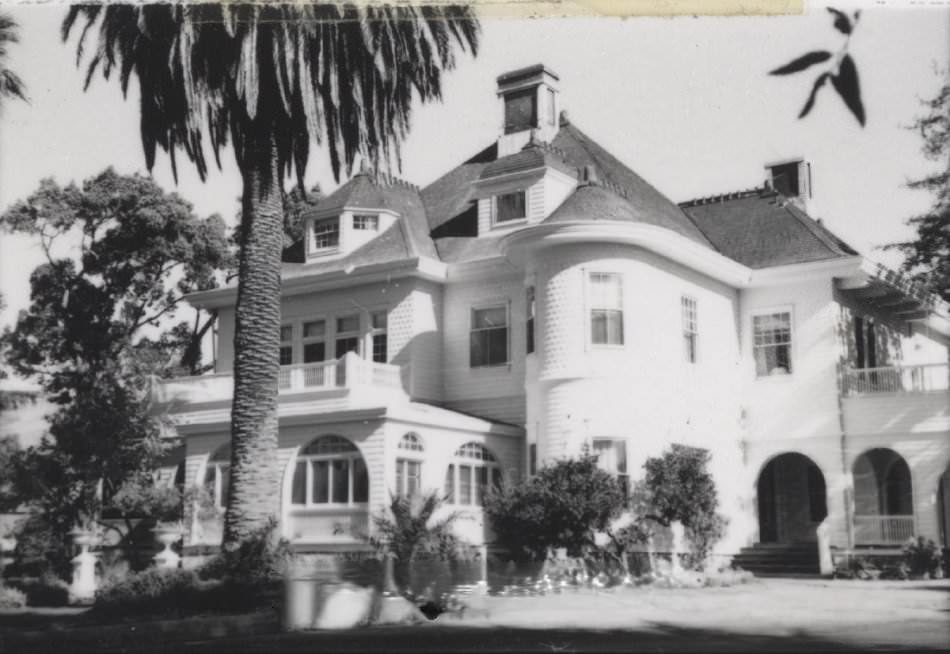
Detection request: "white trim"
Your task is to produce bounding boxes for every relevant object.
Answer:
[747,256,863,287]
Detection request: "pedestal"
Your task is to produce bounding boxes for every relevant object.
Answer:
[70,545,98,604]
[153,525,183,569]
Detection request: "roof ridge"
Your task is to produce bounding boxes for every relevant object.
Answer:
[678,186,770,208]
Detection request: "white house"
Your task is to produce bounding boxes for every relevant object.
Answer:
[154,64,950,571]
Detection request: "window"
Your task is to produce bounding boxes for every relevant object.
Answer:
[546,88,557,126]
[291,435,368,506]
[470,305,509,367]
[854,316,878,369]
[204,444,231,510]
[589,273,624,346]
[312,218,340,250]
[529,443,537,476]
[753,311,792,377]
[682,296,698,364]
[769,161,801,197]
[495,191,527,224]
[395,433,424,498]
[302,320,326,364]
[335,314,361,358]
[526,286,536,355]
[279,325,294,366]
[592,438,628,492]
[352,214,379,231]
[370,311,388,363]
[445,442,502,506]
[504,88,536,134]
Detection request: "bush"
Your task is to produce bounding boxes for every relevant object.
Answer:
[902,536,941,578]
[0,583,27,609]
[197,518,292,583]
[24,573,70,607]
[484,451,627,562]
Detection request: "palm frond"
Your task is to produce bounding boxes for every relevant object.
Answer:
[62,2,479,182]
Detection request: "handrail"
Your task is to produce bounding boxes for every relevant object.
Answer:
[842,362,949,395]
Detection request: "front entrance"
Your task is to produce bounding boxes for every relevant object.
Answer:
[757,453,827,544]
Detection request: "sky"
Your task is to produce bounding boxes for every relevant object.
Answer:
[0,2,948,335]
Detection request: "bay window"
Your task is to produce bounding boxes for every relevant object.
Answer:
[291,435,368,507]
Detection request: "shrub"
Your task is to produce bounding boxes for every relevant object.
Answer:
[94,568,207,618]
[484,451,627,562]
[24,573,70,607]
[0,583,27,609]
[197,517,292,583]
[902,536,941,578]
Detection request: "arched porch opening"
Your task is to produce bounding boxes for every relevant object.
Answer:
[852,448,914,545]
[756,452,827,544]
[939,461,950,548]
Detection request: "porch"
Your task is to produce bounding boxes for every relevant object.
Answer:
[842,362,949,396]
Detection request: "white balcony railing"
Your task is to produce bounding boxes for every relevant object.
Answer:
[843,363,949,396]
[853,515,915,546]
[153,353,404,405]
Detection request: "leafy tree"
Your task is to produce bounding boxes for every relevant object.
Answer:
[886,82,950,303]
[770,7,864,126]
[625,444,727,570]
[0,170,232,561]
[484,452,627,562]
[0,11,27,107]
[366,491,462,593]
[63,3,480,548]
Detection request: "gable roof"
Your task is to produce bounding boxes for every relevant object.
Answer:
[680,189,857,269]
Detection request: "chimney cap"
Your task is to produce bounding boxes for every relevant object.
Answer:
[496,63,560,86]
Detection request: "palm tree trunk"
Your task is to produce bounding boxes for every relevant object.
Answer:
[223,121,283,546]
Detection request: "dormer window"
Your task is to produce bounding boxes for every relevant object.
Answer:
[353,214,379,231]
[494,191,527,224]
[313,218,340,250]
[504,88,536,134]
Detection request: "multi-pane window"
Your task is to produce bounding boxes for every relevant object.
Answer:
[204,444,231,510]
[592,438,628,492]
[589,273,624,346]
[370,311,388,363]
[445,442,502,506]
[682,296,698,364]
[352,214,379,231]
[753,311,793,377]
[504,88,536,134]
[335,314,361,358]
[279,325,294,366]
[291,435,368,506]
[526,286,536,355]
[395,433,424,498]
[312,219,340,250]
[495,191,527,223]
[470,305,509,367]
[302,319,326,364]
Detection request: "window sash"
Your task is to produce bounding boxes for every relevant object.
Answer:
[471,306,509,367]
[292,455,368,507]
[753,312,792,376]
[526,286,536,355]
[313,219,340,249]
[592,439,627,475]
[495,191,526,223]
[353,214,379,231]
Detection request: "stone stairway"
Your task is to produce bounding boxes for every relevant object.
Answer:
[731,542,822,576]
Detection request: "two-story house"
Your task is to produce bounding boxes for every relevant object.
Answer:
[155,64,950,570]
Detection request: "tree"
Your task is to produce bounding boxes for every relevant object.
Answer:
[484,452,627,562]
[0,170,232,562]
[0,11,27,107]
[886,82,950,303]
[625,444,727,570]
[63,3,480,548]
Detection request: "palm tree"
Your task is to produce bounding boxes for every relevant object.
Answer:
[63,3,479,547]
[0,11,28,106]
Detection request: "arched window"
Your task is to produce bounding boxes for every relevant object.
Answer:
[204,444,230,510]
[444,442,501,506]
[291,436,368,506]
[396,433,424,497]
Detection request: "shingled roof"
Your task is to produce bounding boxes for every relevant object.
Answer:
[285,172,438,278]
[680,189,857,269]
